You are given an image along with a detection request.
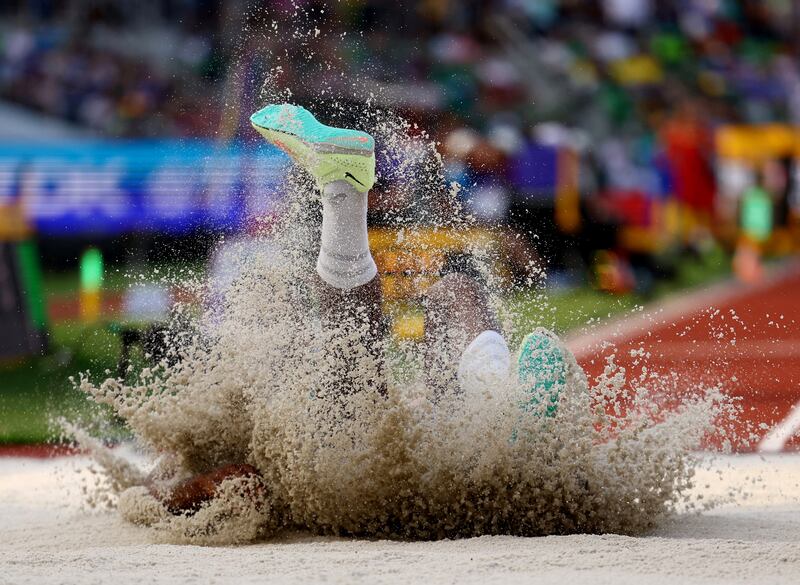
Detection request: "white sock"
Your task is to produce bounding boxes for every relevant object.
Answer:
[316,180,377,290]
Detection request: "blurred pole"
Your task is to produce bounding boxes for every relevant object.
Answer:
[794,0,800,58]
[555,148,581,234]
[80,247,104,323]
[217,0,249,143]
[221,0,248,52]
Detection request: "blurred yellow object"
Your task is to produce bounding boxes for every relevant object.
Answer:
[610,55,663,85]
[767,227,795,255]
[369,226,497,251]
[716,126,749,160]
[618,225,663,253]
[374,249,445,275]
[79,248,104,323]
[0,203,31,240]
[80,290,102,323]
[677,204,704,242]
[663,199,681,239]
[392,312,425,341]
[763,124,796,157]
[555,149,580,234]
[716,125,800,161]
[370,226,508,340]
[369,227,503,303]
[381,274,439,301]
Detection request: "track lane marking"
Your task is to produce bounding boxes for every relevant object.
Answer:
[759,401,800,453]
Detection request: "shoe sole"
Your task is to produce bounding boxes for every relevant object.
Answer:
[517,328,568,418]
[251,123,375,191]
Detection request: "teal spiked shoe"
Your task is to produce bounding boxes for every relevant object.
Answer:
[517,328,568,418]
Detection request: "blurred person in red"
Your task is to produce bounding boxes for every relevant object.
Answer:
[660,99,717,229]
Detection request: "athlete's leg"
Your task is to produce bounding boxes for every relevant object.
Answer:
[150,463,264,514]
[314,180,387,395]
[315,179,386,347]
[423,273,508,398]
[250,105,387,396]
[153,107,387,515]
[424,272,572,416]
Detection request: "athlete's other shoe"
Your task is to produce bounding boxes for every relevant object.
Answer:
[251,103,376,192]
[517,328,568,418]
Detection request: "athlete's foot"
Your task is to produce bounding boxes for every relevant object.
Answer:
[152,463,264,514]
[251,103,376,192]
[517,328,570,417]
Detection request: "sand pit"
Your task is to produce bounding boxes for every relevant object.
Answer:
[2,453,798,585]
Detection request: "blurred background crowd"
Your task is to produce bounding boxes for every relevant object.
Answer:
[3,2,800,285]
[2,0,800,396]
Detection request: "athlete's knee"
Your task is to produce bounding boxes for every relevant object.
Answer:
[426,273,482,308]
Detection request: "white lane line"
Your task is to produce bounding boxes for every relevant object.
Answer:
[759,401,800,453]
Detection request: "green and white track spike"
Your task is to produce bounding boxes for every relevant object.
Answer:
[251,103,376,192]
[517,328,568,418]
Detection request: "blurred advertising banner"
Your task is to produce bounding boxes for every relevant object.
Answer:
[0,141,289,235]
[508,143,559,197]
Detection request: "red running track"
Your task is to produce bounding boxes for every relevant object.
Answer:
[568,262,800,453]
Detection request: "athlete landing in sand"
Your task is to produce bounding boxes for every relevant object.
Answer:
[153,104,578,513]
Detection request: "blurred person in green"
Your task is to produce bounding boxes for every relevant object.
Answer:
[734,168,774,283]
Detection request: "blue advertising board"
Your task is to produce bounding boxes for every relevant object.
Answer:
[0,141,290,235]
[508,143,559,199]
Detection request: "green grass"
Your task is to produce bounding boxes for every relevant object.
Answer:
[43,259,208,299]
[508,287,640,342]
[0,262,207,445]
[509,245,732,343]
[0,322,122,444]
[651,245,731,298]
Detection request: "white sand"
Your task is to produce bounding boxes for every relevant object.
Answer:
[2,453,799,585]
